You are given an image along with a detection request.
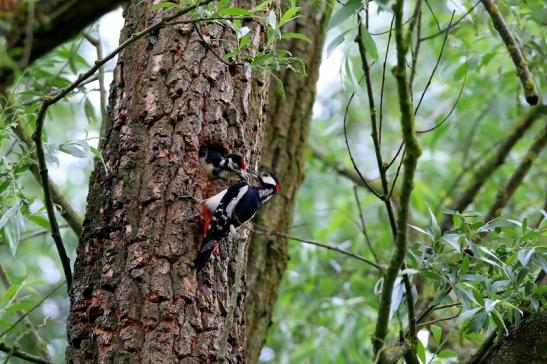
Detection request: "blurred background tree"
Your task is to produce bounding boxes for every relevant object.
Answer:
[0,0,545,363]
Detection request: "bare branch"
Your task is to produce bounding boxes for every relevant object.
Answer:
[309,143,382,193]
[255,229,384,271]
[420,1,481,41]
[480,0,539,105]
[0,343,51,364]
[379,16,395,146]
[414,12,455,116]
[10,119,83,236]
[372,1,423,362]
[484,123,547,221]
[353,186,379,263]
[416,55,467,134]
[440,105,546,231]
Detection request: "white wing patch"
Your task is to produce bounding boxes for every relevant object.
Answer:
[205,189,227,213]
[226,185,249,217]
[261,175,276,186]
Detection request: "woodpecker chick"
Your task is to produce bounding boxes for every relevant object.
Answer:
[194,172,280,271]
[199,147,247,180]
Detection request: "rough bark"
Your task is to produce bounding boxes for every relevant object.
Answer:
[66,1,271,362]
[477,311,547,364]
[0,0,127,92]
[244,1,332,362]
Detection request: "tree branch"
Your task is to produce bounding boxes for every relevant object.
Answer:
[0,0,127,92]
[0,342,51,364]
[11,119,83,236]
[373,1,422,362]
[353,186,379,263]
[309,143,382,194]
[480,0,539,105]
[484,123,547,221]
[255,229,384,271]
[420,1,481,41]
[440,105,546,231]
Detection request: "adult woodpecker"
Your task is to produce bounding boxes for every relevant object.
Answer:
[199,147,247,180]
[194,171,280,271]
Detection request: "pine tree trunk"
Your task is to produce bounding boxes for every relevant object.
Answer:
[66,1,272,362]
[244,1,332,362]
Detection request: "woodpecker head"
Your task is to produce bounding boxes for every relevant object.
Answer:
[250,171,280,203]
[224,153,248,179]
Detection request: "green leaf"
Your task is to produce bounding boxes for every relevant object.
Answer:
[252,0,273,12]
[437,349,457,358]
[518,248,535,267]
[84,97,96,123]
[457,307,482,324]
[431,324,442,346]
[490,309,508,334]
[219,7,253,16]
[59,143,87,158]
[0,200,20,230]
[28,214,51,229]
[278,7,300,28]
[281,32,310,42]
[329,0,362,30]
[326,30,350,58]
[268,10,277,30]
[442,233,460,250]
[239,33,251,48]
[416,340,426,364]
[359,24,378,60]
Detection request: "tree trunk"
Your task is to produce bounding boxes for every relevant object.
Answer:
[66,1,272,362]
[244,1,332,362]
[479,311,547,364]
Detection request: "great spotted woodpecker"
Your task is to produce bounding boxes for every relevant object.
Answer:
[194,171,280,271]
[199,147,247,180]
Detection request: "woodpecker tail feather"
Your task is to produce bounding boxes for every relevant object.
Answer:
[194,240,217,271]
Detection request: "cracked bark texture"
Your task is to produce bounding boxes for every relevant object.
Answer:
[66,1,272,362]
[245,1,333,362]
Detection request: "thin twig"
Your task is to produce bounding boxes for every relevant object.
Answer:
[372,0,422,361]
[388,149,405,199]
[255,229,384,271]
[309,143,381,194]
[379,16,394,147]
[416,55,467,134]
[32,103,73,289]
[342,86,383,199]
[484,123,547,221]
[440,105,546,231]
[480,0,539,105]
[420,1,481,41]
[353,186,379,263]
[0,342,51,364]
[356,13,391,202]
[385,142,405,171]
[193,23,234,67]
[414,12,455,116]
[0,265,52,361]
[417,313,460,328]
[424,0,441,32]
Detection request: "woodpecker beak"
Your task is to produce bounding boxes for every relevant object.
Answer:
[247,170,259,179]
